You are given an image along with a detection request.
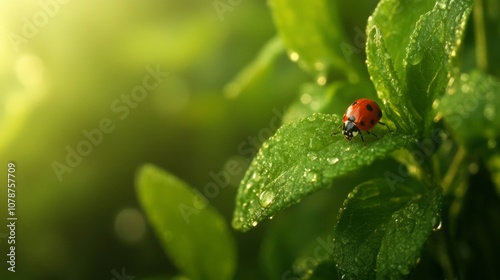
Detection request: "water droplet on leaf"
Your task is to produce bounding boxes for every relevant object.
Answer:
[259,191,276,208]
[431,215,442,231]
[245,182,253,190]
[307,152,318,161]
[408,51,423,65]
[303,169,319,183]
[328,157,339,165]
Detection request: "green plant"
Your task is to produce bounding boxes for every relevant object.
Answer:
[135,0,500,279]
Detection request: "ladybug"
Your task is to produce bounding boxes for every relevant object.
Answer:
[333,98,392,145]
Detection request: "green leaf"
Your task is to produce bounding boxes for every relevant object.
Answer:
[259,158,404,280]
[333,179,443,279]
[366,26,417,133]
[136,164,236,280]
[232,113,416,231]
[439,71,500,151]
[404,0,473,130]
[367,0,436,77]
[269,0,360,81]
[366,0,473,136]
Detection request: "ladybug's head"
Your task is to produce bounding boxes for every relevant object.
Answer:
[343,120,359,141]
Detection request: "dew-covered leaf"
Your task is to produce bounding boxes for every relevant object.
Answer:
[366,0,473,136]
[232,113,416,231]
[259,158,404,280]
[333,179,442,279]
[365,0,431,133]
[366,26,417,133]
[367,0,435,77]
[136,164,236,280]
[439,71,500,151]
[404,0,473,130]
[269,0,359,81]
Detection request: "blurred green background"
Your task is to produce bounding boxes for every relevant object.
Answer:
[0,0,381,279]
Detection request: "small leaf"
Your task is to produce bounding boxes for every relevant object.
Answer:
[367,0,436,77]
[366,26,417,133]
[366,0,473,136]
[232,113,416,231]
[136,164,236,280]
[333,179,443,279]
[405,0,473,130]
[269,0,359,81]
[439,71,500,151]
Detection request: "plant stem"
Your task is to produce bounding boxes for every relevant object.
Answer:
[442,145,466,192]
[435,230,457,280]
[474,0,488,72]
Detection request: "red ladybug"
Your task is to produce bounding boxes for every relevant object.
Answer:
[333,98,392,145]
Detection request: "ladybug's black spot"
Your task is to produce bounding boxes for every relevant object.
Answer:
[360,121,365,126]
[366,104,373,112]
[378,109,382,119]
[351,101,358,106]
[371,119,375,125]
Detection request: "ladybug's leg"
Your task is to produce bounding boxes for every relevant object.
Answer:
[365,130,379,140]
[359,131,367,146]
[378,121,393,133]
[331,124,343,136]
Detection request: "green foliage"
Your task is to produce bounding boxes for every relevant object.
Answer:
[404,0,472,131]
[268,0,360,81]
[367,0,473,135]
[136,165,236,280]
[232,113,415,231]
[133,0,500,279]
[366,27,416,133]
[439,71,500,151]
[333,179,442,279]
